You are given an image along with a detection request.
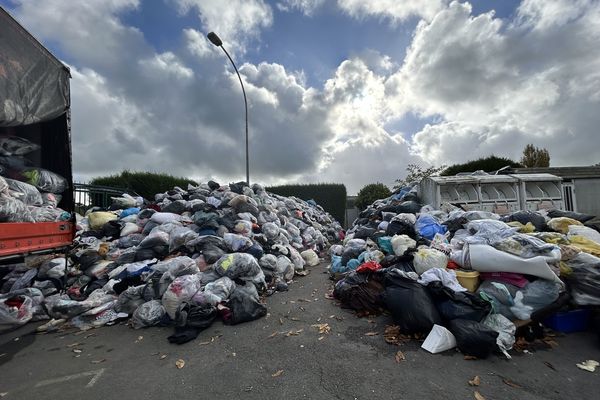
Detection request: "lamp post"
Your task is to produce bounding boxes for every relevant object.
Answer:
[207,31,250,185]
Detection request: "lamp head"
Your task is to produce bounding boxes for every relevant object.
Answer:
[207,32,223,47]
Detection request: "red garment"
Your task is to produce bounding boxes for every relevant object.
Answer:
[4,297,23,308]
[446,260,460,270]
[479,272,529,288]
[356,261,382,273]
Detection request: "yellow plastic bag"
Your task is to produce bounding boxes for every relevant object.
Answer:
[88,211,118,230]
[547,217,582,234]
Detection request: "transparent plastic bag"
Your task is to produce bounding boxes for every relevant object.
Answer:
[0,194,34,222]
[0,136,40,156]
[5,178,42,206]
[132,300,165,329]
[0,295,33,332]
[21,168,68,194]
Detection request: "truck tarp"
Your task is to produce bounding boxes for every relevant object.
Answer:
[0,7,70,127]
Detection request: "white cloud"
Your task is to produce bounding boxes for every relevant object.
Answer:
[173,0,273,55]
[337,0,449,23]
[276,0,326,16]
[12,0,147,68]
[183,28,215,58]
[138,52,194,79]
[383,0,600,169]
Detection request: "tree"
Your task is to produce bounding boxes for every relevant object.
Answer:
[394,163,446,189]
[355,183,391,210]
[521,144,550,168]
[441,156,522,176]
[90,170,198,200]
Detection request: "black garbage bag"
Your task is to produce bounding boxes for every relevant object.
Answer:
[341,246,363,266]
[198,245,223,264]
[380,253,416,273]
[333,271,386,314]
[502,210,547,231]
[193,211,220,230]
[383,270,441,333]
[547,209,595,223]
[443,216,469,235]
[427,282,491,323]
[585,218,600,233]
[207,180,220,190]
[175,302,217,329]
[379,201,422,215]
[449,319,499,359]
[227,283,267,325]
[77,250,102,271]
[102,220,122,240]
[354,227,376,240]
[386,220,416,238]
[162,200,187,214]
[245,243,264,259]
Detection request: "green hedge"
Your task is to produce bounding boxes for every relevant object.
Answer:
[90,170,198,201]
[441,156,523,176]
[266,183,346,224]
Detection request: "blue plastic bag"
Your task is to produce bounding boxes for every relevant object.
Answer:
[121,207,140,218]
[378,236,393,255]
[416,214,447,240]
[330,255,343,273]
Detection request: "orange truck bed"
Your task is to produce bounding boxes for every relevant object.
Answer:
[0,222,74,258]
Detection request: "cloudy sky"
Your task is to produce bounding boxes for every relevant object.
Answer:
[2,0,599,194]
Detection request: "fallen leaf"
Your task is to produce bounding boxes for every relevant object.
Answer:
[395,351,405,363]
[297,298,311,303]
[468,376,480,386]
[137,336,143,341]
[325,293,335,299]
[502,379,522,389]
[268,331,279,339]
[160,354,167,360]
[311,323,331,334]
[232,352,236,357]
[474,391,486,400]
[299,307,306,312]
[0,392,7,397]
[368,320,376,324]
[150,351,159,356]
[84,333,96,339]
[244,386,253,392]
[279,318,284,325]
[464,355,478,361]
[291,317,300,321]
[544,361,557,371]
[272,370,284,377]
[67,342,82,348]
[318,336,325,341]
[72,349,82,354]
[91,359,106,364]
[175,359,185,369]
[365,332,379,336]
[285,329,303,337]
[198,340,212,345]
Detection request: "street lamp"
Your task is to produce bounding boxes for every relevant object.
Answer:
[207,31,250,185]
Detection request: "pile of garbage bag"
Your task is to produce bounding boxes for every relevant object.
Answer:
[0,181,342,344]
[332,186,600,359]
[0,136,70,223]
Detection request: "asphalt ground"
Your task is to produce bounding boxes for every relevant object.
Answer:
[1,262,599,400]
